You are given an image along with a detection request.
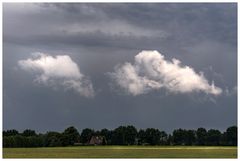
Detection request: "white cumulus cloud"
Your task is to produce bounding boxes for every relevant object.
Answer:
[18,53,94,98]
[110,50,222,96]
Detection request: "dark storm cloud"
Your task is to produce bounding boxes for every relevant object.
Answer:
[4,3,237,48]
[99,3,237,44]
[3,3,237,133]
[3,3,166,47]
[4,31,166,51]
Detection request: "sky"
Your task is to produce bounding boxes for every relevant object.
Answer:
[3,3,237,133]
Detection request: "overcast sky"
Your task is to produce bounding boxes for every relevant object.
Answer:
[3,3,237,133]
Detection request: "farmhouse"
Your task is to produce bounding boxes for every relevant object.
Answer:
[89,136,106,145]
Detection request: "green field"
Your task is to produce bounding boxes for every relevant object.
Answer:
[3,146,237,158]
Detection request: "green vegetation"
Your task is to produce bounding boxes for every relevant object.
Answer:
[3,125,237,147]
[3,126,237,158]
[3,146,237,158]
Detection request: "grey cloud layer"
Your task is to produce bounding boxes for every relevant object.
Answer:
[4,3,236,49]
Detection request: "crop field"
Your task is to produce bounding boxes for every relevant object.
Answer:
[3,146,237,158]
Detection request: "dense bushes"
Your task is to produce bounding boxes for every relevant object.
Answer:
[3,125,237,147]
[3,135,45,147]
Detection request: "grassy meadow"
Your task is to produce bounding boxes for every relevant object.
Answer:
[3,146,237,158]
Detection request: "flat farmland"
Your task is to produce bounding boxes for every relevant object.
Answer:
[3,146,237,158]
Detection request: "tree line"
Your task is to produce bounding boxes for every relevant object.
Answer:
[3,125,237,147]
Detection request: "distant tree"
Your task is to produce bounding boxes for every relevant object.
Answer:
[185,130,196,145]
[196,128,207,145]
[61,126,80,146]
[27,136,44,147]
[226,126,237,146]
[45,131,62,147]
[111,125,137,145]
[125,126,138,145]
[167,134,173,145]
[3,136,14,147]
[206,129,221,146]
[94,130,101,136]
[173,129,186,145]
[220,131,228,145]
[159,131,168,145]
[100,128,112,145]
[145,128,161,145]
[3,129,19,136]
[101,136,107,145]
[137,129,146,145]
[80,128,94,144]
[22,129,36,137]
[112,126,126,145]
[12,135,28,147]
[138,129,174,145]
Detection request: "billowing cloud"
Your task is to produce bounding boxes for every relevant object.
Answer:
[110,50,222,96]
[18,53,94,97]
